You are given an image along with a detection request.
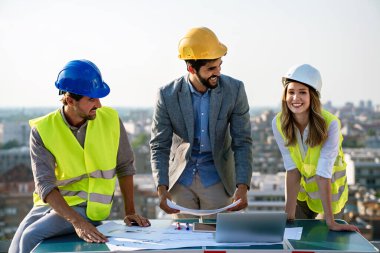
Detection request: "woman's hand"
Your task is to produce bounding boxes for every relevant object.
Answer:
[327,221,360,232]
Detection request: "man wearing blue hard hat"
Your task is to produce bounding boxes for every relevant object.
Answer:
[9,59,150,253]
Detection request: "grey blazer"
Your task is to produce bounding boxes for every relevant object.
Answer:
[150,74,253,196]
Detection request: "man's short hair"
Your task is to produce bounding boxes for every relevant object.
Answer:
[185,59,216,72]
[61,92,83,105]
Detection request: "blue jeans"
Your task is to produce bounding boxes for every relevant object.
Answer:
[8,205,100,253]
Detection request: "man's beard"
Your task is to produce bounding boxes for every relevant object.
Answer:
[77,108,97,121]
[196,72,219,90]
[84,114,96,120]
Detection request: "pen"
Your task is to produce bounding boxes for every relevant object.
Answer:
[185,223,190,231]
[176,222,181,230]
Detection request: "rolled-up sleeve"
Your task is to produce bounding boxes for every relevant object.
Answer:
[316,120,339,179]
[116,118,136,178]
[30,127,57,202]
[271,117,297,171]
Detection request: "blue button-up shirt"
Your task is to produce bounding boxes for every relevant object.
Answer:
[177,78,221,187]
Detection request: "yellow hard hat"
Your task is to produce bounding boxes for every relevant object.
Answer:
[178,27,227,60]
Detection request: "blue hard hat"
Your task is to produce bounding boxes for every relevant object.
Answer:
[55,59,110,98]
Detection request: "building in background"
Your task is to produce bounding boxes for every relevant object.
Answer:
[0,147,30,175]
[248,172,285,212]
[0,122,30,147]
[345,148,380,191]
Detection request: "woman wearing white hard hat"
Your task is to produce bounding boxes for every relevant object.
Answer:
[272,64,359,232]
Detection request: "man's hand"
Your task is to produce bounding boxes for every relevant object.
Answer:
[124,213,151,227]
[157,185,180,214]
[72,219,108,243]
[45,189,107,243]
[228,184,248,211]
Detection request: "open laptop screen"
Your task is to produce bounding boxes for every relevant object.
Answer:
[215,212,287,243]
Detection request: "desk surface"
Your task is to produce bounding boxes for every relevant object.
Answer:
[33,219,379,253]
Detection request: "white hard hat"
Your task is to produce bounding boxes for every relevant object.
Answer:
[282,64,322,96]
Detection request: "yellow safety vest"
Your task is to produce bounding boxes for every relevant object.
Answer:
[29,106,120,221]
[276,110,348,214]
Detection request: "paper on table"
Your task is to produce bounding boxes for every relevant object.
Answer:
[99,220,298,251]
[166,199,241,216]
[284,227,303,240]
[106,235,284,251]
[97,220,173,239]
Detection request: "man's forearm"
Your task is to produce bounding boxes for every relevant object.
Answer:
[46,188,108,243]
[45,189,86,225]
[119,175,136,215]
[157,184,169,196]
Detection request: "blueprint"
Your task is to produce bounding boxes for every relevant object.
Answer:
[97,220,302,251]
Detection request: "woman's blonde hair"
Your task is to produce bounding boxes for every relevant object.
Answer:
[280,83,328,147]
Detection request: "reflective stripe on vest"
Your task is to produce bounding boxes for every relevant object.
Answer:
[30,106,120,221]
[60,190,113,204]
[56,168,116,186]
[302,167,346,184]
[299,180,346,201]
[276,109,348,214]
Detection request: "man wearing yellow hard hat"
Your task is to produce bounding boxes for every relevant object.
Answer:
[150,27,253,218]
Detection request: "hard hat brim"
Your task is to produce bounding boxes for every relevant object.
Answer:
[90,82,110,98]
[55,81,110,98]
[282,78,321,97]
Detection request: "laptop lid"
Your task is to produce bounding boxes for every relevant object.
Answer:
[215,212,287,243]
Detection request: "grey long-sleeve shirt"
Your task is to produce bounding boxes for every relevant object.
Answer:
[30,108,136,202]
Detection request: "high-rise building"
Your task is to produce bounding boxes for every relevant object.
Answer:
[0,147,30,174]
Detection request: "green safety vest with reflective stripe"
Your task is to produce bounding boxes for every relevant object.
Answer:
[276,110,348,214]
[29,106,120,221]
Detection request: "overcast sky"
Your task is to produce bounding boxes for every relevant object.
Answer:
[1,0,379,108]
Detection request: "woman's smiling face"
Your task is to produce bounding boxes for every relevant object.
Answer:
[285,81,310,117]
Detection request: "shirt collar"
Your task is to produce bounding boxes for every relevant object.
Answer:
[186,74,210,96]
[294,123,310,136]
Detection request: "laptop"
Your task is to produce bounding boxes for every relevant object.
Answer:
[215,212,287,243]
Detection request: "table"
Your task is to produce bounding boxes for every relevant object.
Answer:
[32,219,379,253]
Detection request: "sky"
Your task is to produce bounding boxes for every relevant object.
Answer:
[0,0,379,108]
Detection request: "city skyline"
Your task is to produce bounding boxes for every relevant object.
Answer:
[1,0,380,108]
[0,99,376,110]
